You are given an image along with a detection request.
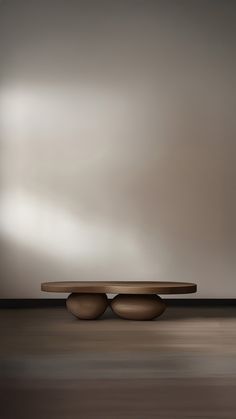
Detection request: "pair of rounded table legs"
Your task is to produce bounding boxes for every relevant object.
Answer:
[66,293,166,320]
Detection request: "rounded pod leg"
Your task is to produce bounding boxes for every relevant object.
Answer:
[111,294,166,320]
[66,293,108,320]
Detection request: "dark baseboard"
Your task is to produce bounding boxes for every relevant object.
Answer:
[0,298,235,308]
[0,299,66,308]
[165,299,236,307]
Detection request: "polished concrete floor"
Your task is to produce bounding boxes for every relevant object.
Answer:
[0,304,236,419]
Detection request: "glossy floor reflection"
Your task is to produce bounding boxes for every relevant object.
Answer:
[1,305,236,418]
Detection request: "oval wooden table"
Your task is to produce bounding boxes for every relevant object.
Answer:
[41,281,197,320]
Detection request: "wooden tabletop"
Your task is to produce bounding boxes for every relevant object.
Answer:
[41,281,197,295]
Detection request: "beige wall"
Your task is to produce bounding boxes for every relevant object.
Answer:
[0,0,235,297]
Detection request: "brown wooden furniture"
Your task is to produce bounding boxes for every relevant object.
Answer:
[41,281,197,320]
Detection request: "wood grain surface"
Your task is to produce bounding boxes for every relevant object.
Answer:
[1,305,236,419]
[41,281,197,294]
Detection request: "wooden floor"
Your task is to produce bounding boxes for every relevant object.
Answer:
[1,304,236,419]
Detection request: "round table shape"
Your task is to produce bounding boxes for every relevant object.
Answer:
[41,281,197,320]
[41,281,197,295]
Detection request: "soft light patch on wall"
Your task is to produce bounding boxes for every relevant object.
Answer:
[0,189,156,279]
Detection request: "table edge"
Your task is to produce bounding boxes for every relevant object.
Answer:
[41,282,197,295]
